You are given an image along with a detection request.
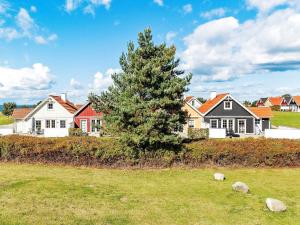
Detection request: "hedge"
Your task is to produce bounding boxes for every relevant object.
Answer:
[0,135,299,167]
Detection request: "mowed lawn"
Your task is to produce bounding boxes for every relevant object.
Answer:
[272,111,300,128]
[0,164,298,225]
[0,113,13,125]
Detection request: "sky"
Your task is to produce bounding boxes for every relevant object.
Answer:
[1,0,300,104]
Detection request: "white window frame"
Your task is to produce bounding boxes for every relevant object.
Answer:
[237,119,246,134]
[224,101,232,110]
[188,119,195,128]
[210,119,218,128]
[221,119,234,132]
[35,120,42,131]
[91,119,101,132]
[80,119,88,133]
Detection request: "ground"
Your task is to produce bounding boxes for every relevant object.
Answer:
[0,113,13,125]
[0,164,298,225]
[272,111,300,128]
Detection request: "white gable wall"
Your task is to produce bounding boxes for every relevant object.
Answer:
[21,97,74,137]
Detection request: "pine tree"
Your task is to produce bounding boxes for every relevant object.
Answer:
[89,28,192,155]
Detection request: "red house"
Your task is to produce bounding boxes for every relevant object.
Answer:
[74,102,103,135]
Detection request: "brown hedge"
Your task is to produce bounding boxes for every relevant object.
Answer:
[0,135,299,167]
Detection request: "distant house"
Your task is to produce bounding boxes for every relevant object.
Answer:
[12,108,33,133]
[182,96,204,135]
[199,92,272,135]
[280,97,291,111]
[256,97,268,107]
[13,94,78,137]
[74,102,103,135]
[289,96,300,112]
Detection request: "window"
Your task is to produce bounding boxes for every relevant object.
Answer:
[188,119,195,128]
[48,103,53,110]
[51,120,56,128]
[224,101,232,110]
[60,120,66,128]
[46,120,51,128]
[191,100,195,106]
[210,119,218,128]
[255,119,261,125]
[91,119,101,132]
[35,120,41,131]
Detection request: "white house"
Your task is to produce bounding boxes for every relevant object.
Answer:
[13,94,78,137]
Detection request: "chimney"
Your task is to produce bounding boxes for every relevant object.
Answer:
[210,91,217,100]
[61,93,67,102]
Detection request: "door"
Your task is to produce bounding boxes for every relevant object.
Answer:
[238,119,246,134]
[222,119,234,132]
[80,120,88,133]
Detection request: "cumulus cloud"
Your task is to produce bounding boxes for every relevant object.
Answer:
[182,8,300,82]
[70,78,83,89]
[200,8,226,19]
[166,31,177,43]
[16,8,35,35]
[246,0,299,14]
[0,63,55,99]
[183,4,192,14]
[90,68,121,92]
[30,6,37,13]
[153,0,163,7]
[34,34,58,45]
[65,0,112,14]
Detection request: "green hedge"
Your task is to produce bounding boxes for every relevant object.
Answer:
[0,135,299,167]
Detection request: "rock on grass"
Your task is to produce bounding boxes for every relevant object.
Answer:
[232,182,249,193]
[266,198,287,212]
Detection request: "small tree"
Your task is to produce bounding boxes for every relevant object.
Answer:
[89,28,192,156]
[197,97,206,104]
[2,102,17,116]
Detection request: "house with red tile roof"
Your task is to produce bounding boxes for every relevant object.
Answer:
[199,92,272,136]
[14,94,79,137]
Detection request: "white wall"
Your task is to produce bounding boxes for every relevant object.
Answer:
[209,128,226,138]
[265,129,300,139]
[0,125,14,135]
[44,129,69,137]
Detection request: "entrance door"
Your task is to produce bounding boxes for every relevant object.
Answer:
[238,119,246,134]
[80,120,88,133]
[222,119,234,132]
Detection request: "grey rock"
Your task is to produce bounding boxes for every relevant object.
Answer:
[214,173,225,181]
[266,198,287,212]
[232,182,249,193]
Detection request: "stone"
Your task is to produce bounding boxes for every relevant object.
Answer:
[266,198,287,212]
[214,173,225,181]
[232,182,249,193]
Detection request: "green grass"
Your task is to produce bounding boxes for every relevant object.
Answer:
[0,164,298,225]
[272,111,300,128]
[0,113,14,125]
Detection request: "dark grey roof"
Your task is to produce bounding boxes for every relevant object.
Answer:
[283,96,292,104]
[260,97,268,103]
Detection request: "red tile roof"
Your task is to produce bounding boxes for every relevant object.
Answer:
[50,95,78,114]
[268,97,283,106]
[198,93,228,114]
[293,96,300,106]
[12,108,33,119]
[248,107,273,118]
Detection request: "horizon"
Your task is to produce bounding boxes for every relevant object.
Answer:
[1,0,300,104]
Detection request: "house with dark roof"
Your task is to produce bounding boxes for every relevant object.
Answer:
[289,96,300,112]
[199,92,272,136]
[13,93,79,137]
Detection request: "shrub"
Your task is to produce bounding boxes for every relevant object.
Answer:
[0,135,299,168]
[271,105,281,111]
[69,128,85,137]
[187,128,209,140]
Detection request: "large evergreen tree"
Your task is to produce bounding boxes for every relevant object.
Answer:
[89,29,192,155]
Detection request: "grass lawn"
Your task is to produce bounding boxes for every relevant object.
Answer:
[0,164,298,225]
[272,111,300,128]
[0,113,14,125]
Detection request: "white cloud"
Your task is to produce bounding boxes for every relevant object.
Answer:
[16,8,35,35]
[0,27,19,41]
[34,34,58,45]
[65,0,111,14]
[246,0,299,14]
[182,8,300,82]
[183,4,192,14]
[90,68,121,92]
[166,31,177,43]
[200,8,226,19]
[70,78,83,89]
[153,0,163,7]
[30,6,37,13]
[0,63,54,98]
[0,0,9,14]
[48,33,58,41]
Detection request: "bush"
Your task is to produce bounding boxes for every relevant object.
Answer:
[0,136,299,168]
[271,105,281,111]
[69,128,85,137]
[188,128,209,140]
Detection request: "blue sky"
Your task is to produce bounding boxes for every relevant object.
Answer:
[1,0,300,104]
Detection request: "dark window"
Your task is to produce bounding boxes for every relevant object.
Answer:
[224,101,232,110]
[188,119,195,128]
[36,120,41,131]
[48,103,53,110]
[46,120,50,128]
[51,120,56,128]
[60,120,66,128]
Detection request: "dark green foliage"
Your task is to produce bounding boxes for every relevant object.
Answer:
[2,102,17,116]
[196,97,206,104]
[89,28,192,156]
[187,128,209,140]
[251,100,258,107]
[243,100,251,107]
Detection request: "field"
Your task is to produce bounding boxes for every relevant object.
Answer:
[272,111,300,128]
[0,164,298,225]
[0,113,13,125]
